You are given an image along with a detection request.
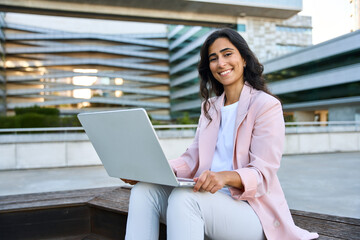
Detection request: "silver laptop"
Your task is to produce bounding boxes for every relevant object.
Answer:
[78,108,195,187]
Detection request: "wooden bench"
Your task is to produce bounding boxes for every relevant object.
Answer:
[0,187,359,240]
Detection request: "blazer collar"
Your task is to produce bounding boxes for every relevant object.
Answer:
[210,82,252,127]
[235,82,252,128]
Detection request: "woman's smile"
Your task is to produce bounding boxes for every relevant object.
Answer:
[219,69,233,76]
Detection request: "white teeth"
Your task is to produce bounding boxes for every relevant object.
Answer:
[219,70,231,76]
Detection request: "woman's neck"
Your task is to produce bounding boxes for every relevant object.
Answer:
[224,81,244,106]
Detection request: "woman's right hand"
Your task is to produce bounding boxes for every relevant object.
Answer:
[120,178,138,185]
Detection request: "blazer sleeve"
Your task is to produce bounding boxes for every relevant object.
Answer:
[230,97,285,200]
[168,114,202,178]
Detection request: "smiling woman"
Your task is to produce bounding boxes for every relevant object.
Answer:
[124,29,319,240]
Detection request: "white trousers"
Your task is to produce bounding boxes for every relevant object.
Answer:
[125,182,265,240]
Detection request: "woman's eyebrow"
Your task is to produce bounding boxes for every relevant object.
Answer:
[208,47,234,58]
[208,52,216,58]
[220,47,234,53]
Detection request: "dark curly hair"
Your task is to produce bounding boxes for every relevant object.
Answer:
[198,28,271,122]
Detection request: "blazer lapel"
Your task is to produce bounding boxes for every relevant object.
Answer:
[232,83,252,169]
[235,83,252,130]
[197,93,224,176]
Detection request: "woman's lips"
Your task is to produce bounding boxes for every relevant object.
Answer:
[219,69,233,76]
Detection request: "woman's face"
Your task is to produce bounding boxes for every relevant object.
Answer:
[208,37,246,89]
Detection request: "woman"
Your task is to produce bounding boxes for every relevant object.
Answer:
[124,28,319,240]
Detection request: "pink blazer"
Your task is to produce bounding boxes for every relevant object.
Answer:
[169,83,319,240]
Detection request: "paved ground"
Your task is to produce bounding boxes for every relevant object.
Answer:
[278,152,360,219]
[0,152,359,219]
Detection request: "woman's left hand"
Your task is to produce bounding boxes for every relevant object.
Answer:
[193,170,227,194]
[120,178,138,185]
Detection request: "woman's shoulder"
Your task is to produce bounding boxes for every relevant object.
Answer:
[250,89,282,111]
[251,87,280,104]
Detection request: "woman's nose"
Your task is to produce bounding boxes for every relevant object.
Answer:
[217,57,226,67]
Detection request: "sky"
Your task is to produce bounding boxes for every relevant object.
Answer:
[299,0,353,44]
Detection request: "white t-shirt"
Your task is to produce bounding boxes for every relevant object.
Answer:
[210,101,238,196]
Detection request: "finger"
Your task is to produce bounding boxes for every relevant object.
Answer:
[122,180,129,184]
[193,172,208,192]
[121,178,137,185]
[204,171,220,191]
[204,182,217,192]
[200,176,212,192]
[210,185,221,194]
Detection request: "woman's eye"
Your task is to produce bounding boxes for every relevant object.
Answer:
[209,58,216,62]
[224,52,232,57]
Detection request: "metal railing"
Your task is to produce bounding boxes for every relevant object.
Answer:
[0,127,84,134]
[0,125,199,134]
[284,121,360,134]
[0,121,359,135]
[284,121,360,126]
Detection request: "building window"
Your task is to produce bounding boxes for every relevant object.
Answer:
[276,25,311,33]
[237,24,246,32]
[276,44,306,55]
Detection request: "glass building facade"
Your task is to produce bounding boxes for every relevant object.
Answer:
[0,13,5,115]
[264,30,360,121]
[1,8,313,121]
[3,13,170,120]
[167,14,312,119]
[168,25,216,118]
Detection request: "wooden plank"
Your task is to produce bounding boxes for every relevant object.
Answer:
[0,197,89,213]
[317,236,346,240]
[80,233,113,240]
[0,187,117,205]
[1,187,359,240]
[292,214,360,240]
[291,209,360,226]
[87,188,131,214]
[90,206,128,239]
[0,206,90,240]
[0,187,117,213]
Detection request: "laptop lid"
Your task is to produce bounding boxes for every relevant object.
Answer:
[78,108,183,187]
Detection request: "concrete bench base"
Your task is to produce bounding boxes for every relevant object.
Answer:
[0,187,359,239]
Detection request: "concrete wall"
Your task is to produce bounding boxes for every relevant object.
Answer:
[243,15,312,61]
[284,132,360,154]
[0,135,193,170]
[0,130,359,170]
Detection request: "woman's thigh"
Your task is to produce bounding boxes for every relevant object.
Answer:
[129,182,174,222]
[169,188,265,240]
[126,183,174,240]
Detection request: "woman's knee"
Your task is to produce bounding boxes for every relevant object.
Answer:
[129,182,172,207]
[131,182,156,194]
[168,187,198,209]
[130,182,161,199]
